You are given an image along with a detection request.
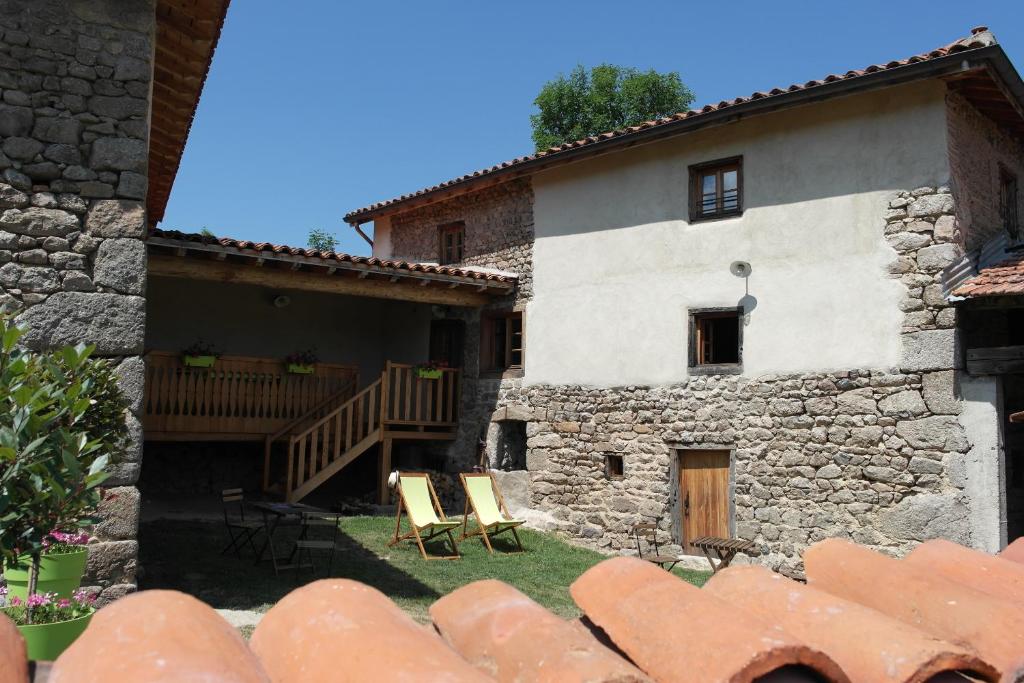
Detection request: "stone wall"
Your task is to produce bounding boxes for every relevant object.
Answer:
[0,0,153,601]
[389,178,534,303]
[946,90,1024,250]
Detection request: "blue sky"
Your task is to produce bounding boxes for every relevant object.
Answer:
[161,1,1024,255]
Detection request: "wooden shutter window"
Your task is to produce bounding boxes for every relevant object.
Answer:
[1002,168,1019,241]
[438,222,465,265]
[688,308,742,374]
[479,311,523,375]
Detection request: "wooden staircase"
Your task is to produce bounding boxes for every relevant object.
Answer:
[263,362,461,503]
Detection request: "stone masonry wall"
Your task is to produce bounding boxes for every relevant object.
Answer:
[946,90,1024,250]
[0,0,153,602]
[459,185,970,577]
[390,178,534,303]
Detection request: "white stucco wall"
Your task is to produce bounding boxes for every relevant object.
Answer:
[371,215,392,259]
[527,81,951,387]
[958,376,1006,552]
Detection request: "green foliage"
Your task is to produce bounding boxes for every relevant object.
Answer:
[199,227,216,238]
[0,312,127,618]
[307,228,338,252]
[530,64,695,151]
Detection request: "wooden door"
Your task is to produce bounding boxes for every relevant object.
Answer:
[679,450,730,553]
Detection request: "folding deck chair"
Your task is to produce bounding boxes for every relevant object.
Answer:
[459,472,525,554]
[388,472,461,560]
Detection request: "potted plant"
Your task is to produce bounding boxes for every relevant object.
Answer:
[181,339,220,367]
[4,530,90,601]
[1,588,97,662]
[285,348,318,374]
[0,312,127,660]
[414,360,446,379]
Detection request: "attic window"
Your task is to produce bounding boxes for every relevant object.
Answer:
[690,157,742,221]
[689,308,742,373]
[439,222,465,265]
[1001,167,1019,241]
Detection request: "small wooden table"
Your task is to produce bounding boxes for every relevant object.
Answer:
[250,501,335,575]
[690,536,756,573]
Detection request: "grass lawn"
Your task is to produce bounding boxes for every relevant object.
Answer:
[140,515,709,622]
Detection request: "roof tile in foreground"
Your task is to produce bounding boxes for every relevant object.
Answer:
[805,538,1024,679]
[430,579,650,682]
[149,228,518,285]
[345,30,995,222]
[905,538,1024,604]
[0,613,27,683]
[1001,536,1024,564]
[952,251,1024,298]
[249,579,489,683]
[704,564,998,682]
[570,556,849,682]
[48,590,267,682]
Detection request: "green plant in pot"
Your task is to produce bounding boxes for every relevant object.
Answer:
[285,348,318,374]
[0,313,128,660]
[4,530,90,601]
[181,339,220,368]
[414,360,446,379]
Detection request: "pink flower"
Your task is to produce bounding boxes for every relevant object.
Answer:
[26,593,50,608]
[56,599,71,609]
[72,588,97,605]
[9,596,22,607]
[0,585,7,597]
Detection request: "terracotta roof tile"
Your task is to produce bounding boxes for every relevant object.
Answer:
[805,538,1024,679]
[1000,537,1024,565]
[49,590,268,682]
[9,537,1024,680]
[705,564,998,682]
[249,579,490,683]
[345,30,994,222]
[148,228,518,285]
[905,538,1024,604]
[570,556,849,682]
[430,579,651,682]
[951,251,1024,298]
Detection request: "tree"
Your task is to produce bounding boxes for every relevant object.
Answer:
[307,228,338,252]
[530,64,695,151]
[0,314,126,622]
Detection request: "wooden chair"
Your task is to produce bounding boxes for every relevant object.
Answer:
[388,472,461,560]
[631,523,680,571]
[459,472,525,554]
[220,488,263,558]
[295,511,341,577]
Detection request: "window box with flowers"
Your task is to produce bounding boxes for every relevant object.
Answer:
[414,360,446,379]
[285,349,318,375]
[181,339,220,368]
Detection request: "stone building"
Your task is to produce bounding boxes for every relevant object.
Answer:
[346,28,1024,575]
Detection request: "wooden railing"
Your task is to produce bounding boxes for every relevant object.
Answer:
[144,352,358,440]
[285,378,382,502]
[273,362,462,502]
[382,361,460,427]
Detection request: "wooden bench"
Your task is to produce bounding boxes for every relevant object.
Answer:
[691,536,756,573]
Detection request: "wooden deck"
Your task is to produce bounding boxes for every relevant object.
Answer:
[143,352,359,441]
[269,361,461,503]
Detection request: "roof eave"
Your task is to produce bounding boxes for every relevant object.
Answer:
[346,44,1016,225]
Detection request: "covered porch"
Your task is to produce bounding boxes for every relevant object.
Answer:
[142,230,515,505]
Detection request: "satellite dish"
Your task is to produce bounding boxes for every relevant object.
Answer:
[273,295,291,308]
[730,261,752,278]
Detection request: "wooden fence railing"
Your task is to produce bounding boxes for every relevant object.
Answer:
[143,352,359,440]
[382,361,460,427]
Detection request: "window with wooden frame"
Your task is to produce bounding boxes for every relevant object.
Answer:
[480,311,523,375]
[688,308,742,373]
[438,222,465,265]
[606,454,624,479]
[1001,167,1019,241]
[689,157,742,221]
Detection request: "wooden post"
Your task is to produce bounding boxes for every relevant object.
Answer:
[379,437,393,504]
[262,435,272,492]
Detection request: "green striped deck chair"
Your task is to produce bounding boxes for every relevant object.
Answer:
[388,472,461,560]
[459,472,525,554]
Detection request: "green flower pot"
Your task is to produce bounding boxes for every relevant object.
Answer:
[18,612,92,661]
[183,355,216,368]
[287,363,315,374]
[4,549,88,600]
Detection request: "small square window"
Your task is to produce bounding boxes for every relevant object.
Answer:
[438,222,465,265]
[606,454,624,479]
[689,308,742,373]
[1001,167,1019,241]
[480,311,523,375]
[689,157,743,221]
